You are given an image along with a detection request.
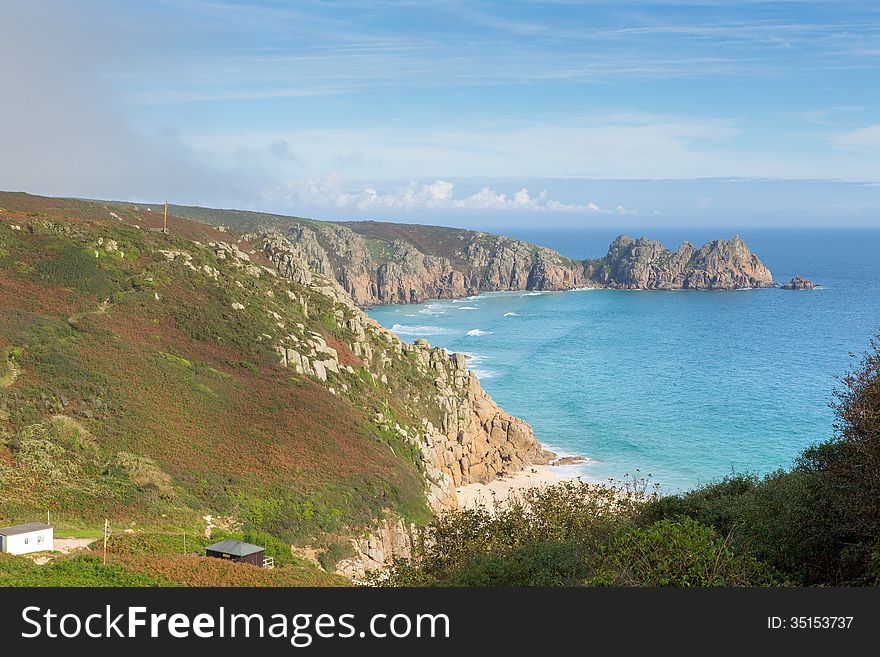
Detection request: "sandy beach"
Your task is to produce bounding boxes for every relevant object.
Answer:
[455,463,582,510]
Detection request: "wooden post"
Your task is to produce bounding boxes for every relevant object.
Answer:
[183,531,187,554]
[163,201,168,234]
[102,519,110,565]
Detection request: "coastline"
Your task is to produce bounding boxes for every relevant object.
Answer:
[455,462,584,510]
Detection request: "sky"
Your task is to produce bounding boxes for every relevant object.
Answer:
[1,0,879,228]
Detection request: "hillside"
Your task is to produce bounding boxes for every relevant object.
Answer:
[0,192,549,578]
[150,203,773,305]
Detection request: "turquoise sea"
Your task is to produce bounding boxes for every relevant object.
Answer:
[368,229,880,492]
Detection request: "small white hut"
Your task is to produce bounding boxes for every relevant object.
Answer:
[0,522,54,555]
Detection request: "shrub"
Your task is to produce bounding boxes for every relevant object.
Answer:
[318,540,355,572]
[110,452,175,499]
[35,246,121,299]
[371,481,643,586]
[591,518,774,587]
[796,336,880,585]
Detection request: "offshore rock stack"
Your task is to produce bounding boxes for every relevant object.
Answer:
[594,235,774,290]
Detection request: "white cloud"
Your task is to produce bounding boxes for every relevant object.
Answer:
[828,125,880,154]
[265,175,616,214]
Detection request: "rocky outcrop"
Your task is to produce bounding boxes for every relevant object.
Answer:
[335,517,416,580]
[594,235,773,290]
[782,275,816,290]
[402,339,554,489]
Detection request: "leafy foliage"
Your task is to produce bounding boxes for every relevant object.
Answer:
[372,481,650,587]
[592,518,773,586]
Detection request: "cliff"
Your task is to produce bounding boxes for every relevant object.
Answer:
[261,230,555,578]
[249,220,589,305]
[265,225,773,299]
[162,206,774,301]
[262,230,553,499]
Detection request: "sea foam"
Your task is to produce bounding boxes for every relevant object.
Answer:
[419,303,447,315]
[391,324,451,336]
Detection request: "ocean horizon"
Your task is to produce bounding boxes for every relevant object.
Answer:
[369,228,880,492]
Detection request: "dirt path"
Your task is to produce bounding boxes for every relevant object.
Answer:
[67,299,111,327]
[29,538,94,565]
[54,538,94,554]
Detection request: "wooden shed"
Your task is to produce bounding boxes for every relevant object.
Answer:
[204,539,266,567]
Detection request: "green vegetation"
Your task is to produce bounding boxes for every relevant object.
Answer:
[371,480,772,587]
[0,554,162,586]
[35,244,123,299]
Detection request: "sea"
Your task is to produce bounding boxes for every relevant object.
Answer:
[368,229,880,493]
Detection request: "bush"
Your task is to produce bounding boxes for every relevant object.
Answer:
[318,541,355,572]
[441,540,588,587]
[592,518,774,587]
[35,246,121,299]
[371,481,643,586]
[640,471,819,584]
[796,336,880,584]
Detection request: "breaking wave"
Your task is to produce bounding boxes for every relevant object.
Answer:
[466,329,491,336]
[419,303,447,315]
[391,324,451,336]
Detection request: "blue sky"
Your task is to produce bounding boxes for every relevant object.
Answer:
[2,0,880,227]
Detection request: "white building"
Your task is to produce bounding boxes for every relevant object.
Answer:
[0,522,54,555]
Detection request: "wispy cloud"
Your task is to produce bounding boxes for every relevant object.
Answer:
[828,125,880,154]
[183,113,745,180]
[121,1,880,105]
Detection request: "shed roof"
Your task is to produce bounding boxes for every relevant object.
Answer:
[204,539,264,557]
[0,522,52,536]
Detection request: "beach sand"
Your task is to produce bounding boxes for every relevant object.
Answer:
[455,463,582,510]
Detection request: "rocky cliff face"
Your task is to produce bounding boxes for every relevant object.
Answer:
[334,517,416,580]
[264,222,773,303]
[262,230,552,497]
[172,205,777,299]
[594,235,773,290]
[260,231,553,576]
[256,222,590,306]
